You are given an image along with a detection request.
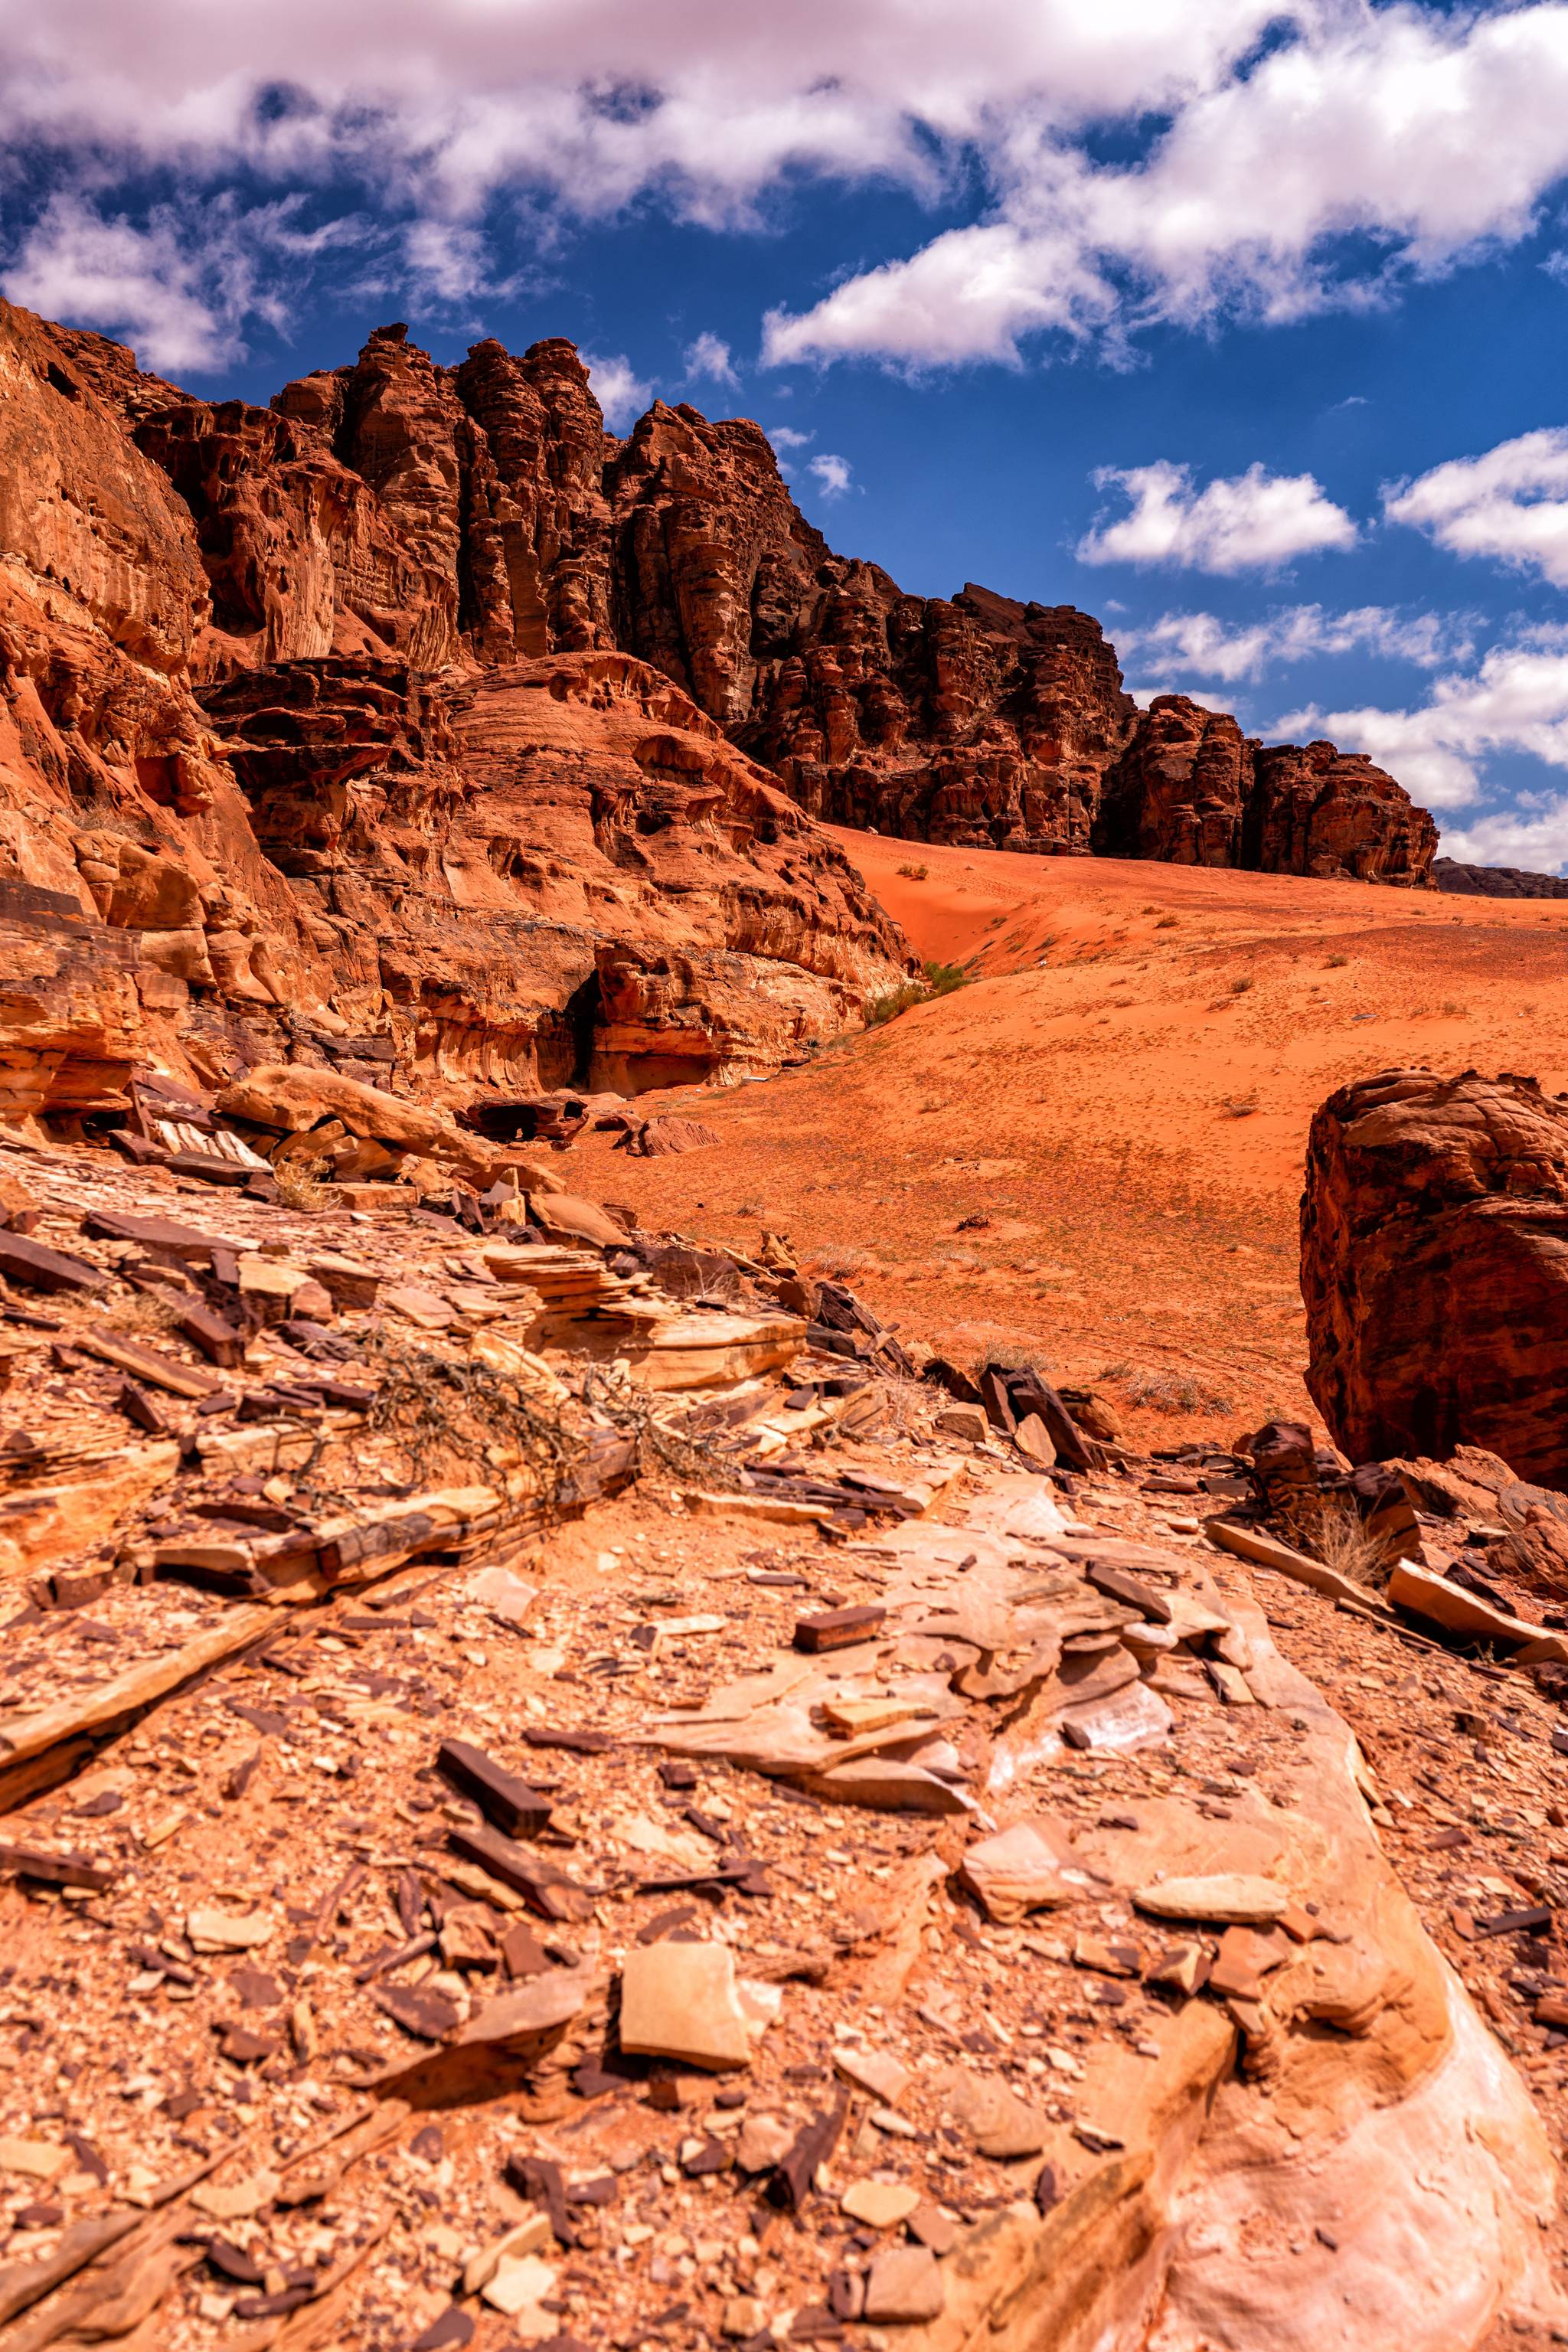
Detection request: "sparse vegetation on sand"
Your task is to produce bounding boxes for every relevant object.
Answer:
[864,959,972,1026]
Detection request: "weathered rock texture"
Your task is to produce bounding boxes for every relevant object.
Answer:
[1093,701,1434,880]
[0,302,909,1113]
[1434,857,1568,899]
[0,293,1446,1118]
[1302,1068,1568,1485]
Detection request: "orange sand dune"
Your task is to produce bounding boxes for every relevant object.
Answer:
[584,834,1568,1448]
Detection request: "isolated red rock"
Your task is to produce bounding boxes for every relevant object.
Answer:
[1253,740,1437,883]
[1302,1068,1568,1485]
[1094,697,1251,867]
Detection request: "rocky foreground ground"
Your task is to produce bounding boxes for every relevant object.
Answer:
[5,1080,1568,2352]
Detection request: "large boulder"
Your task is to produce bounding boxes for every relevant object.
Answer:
[1301,1068,1568,1485]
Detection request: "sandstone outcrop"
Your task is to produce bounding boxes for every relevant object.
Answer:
[1434,857,1568,898]
[1302,1067,1568,1485]
[1095,703,1438,880]
[0,299,910,1114]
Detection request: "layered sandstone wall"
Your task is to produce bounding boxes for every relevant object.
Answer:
[55,303,1432,887]
[0,298,911,1116]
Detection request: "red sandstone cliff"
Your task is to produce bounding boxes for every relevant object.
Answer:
[0,295,1439,1119]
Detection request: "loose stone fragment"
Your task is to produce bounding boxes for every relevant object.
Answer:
[436,1737,553,1837]
[1132,1874,1289,1925]
[863,2246,945,2324]
[794,1604,887,1654]
[833,2047,911,2105]
[958,1818,1086,1923]
[841,2180,921,2228]
[618,1941,752,2071]
[931,2065,1047,2159]
[185,1908,276,1952]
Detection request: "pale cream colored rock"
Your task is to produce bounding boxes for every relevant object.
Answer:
[466,2218,554,2294]
[736,2112,794,2173]
[190,2171,279,2222]
[619,1940,751,2071]
[482,2252,557,2318]
[0,2138,70,2181]
[842,2180,922,2228]
[466,1565,539,1623]
[864,2245,946,2323]
[932,2065,1047,2160]
[185,1907,275,1951]
[723,2297,766,2337]
[957,1818,1087,1923]
[835,2046,912,2105]
[1132,1874,1289,1925]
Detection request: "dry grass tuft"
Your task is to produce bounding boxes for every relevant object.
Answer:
[1114,1364,1232,1416]
[272,1152,332,1211]
[1311,1494,1395,1590]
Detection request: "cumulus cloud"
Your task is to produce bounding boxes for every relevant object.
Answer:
[1442,797,1568,872]
[768,425,814,449]
[807,452,853,498]
[1076,462,1357,575]
[1277,629,1568,812]
[1384,427,1568,590]
[580,351,652,430]
[1122,604,1473,685]
[765,4,1568,368]
[12,2,1568,368]
[4,193,266,370]
[683,329,738,387]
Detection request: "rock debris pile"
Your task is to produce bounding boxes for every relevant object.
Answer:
[0,1088,1564,2352]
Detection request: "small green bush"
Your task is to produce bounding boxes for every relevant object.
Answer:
[863,959,972,1027]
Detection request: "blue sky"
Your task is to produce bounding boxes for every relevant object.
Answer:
[9,0,1568,865]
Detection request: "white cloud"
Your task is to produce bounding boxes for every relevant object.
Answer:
[1277,628,1568,813]
[1385,427,1568,590]
[1,189,372,371]
[1077,461,1357,575]
[11,3,1568,369]
[1441,799,1568,873]
[768,425,814,449]
[4,193,254,371]
[1122,604,1473,685]
[580,351,651,431]
[764,4,1568,368]
[683,329,738,387]
[807,451,853,498]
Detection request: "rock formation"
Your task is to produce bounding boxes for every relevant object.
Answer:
[1302,1067,1568,1485]
[1434,857,1568,898]
[0,289,1447,1120]
[0,300,910,1116]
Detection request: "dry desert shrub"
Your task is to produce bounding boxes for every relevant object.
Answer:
[1114,1365,1232,1416]
[1230,974,1255,994]
[272,1152,332,1211]
[809,1246,871,1278]
[1311,1494,1395,1591]
[1219,1093,1259,1118]
[897,861,929,880]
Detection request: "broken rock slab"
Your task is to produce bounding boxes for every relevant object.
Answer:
[618,1939,751,2072]
[1132,1875,1290,1926]
[957,1818,1091,1925]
